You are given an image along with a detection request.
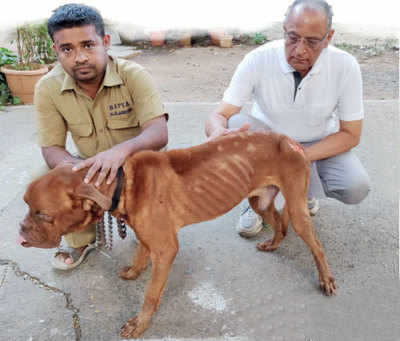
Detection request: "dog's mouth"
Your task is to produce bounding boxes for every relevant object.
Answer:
[17,232,61,249]
[17,234,32,248]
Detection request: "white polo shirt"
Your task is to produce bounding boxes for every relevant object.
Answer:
[223,40,364,142]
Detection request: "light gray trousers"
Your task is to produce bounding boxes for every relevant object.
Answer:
[228,114,370,205]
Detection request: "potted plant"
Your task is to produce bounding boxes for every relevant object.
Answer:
[0,47,22,110]
[148,29,166,47]
[32,21,58,69]
[0,23,52,104]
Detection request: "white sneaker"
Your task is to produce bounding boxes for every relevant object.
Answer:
[308,197,320,216]
[236,205,263,238]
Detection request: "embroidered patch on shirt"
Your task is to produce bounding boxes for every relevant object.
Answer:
[109,101,132,116]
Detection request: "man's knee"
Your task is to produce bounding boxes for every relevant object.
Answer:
[64,224,96,248]
[30,162,50,182]
[329,176,371,205]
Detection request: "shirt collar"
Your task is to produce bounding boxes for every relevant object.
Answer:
[60,55,123,93]
[278,40,327,76]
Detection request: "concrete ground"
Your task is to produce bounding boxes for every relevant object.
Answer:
[0,100,398,341]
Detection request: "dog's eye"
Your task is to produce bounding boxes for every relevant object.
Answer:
[36,212,54,223]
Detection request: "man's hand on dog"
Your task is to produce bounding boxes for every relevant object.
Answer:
[207,122,251,141]
[72,144,127,187]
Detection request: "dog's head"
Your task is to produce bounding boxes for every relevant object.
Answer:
[18,163,113,249]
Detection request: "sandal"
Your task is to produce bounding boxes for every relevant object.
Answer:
[51,242,96,270]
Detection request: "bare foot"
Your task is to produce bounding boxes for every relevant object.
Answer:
[55,246,87,265]
[51,243,96,270]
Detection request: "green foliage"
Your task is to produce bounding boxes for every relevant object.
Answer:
[253,32,268,45]
[11,21,57,70]
[33,21,57,64]
[0,47,21,110]
[0,47,17,65]
[1,21,55,109]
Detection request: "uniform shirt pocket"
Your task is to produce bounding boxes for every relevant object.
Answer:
[106,117,141,146]
[68,123,96,158]
[68,123,93,137]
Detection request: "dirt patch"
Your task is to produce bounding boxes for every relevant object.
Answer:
[358,49,399,100]
[132,42,398,102]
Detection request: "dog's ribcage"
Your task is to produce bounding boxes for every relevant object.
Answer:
[177,154,255,221]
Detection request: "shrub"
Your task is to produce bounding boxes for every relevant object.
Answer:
[0,47,21,109]
[11,21,57,70]
[253,32,268,45]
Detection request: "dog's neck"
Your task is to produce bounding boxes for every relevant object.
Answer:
[97,167,127,220]
[76,166,125,216]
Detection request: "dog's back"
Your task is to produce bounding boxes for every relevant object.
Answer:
[157,131,307,226]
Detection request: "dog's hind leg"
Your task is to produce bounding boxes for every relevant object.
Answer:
[119,242,150,280]
[120,231,179,338]
[283,189,337,296]
[248,187,286,252]
[255,200,288,252]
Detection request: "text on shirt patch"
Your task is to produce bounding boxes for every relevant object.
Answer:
[109,101,132,116]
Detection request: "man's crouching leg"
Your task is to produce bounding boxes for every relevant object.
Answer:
[317,150,371,205]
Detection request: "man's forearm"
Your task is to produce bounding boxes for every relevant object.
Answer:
[305,120,362,162]
[205,101,242,138]
[304,131,360,162]
[41,146,81,169]
[117,117,168,158]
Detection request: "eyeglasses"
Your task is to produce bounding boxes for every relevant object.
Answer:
[284,30,329,51]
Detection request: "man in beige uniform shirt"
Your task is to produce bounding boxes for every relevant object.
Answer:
[35,4,168,269]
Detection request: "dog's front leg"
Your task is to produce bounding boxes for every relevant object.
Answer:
[119,242,150,280]
[120,235,179,338]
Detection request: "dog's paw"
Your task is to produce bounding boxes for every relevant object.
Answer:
[119,266,140,280]
[256,239,279,252]
[120,316,149,338]
[320,276,338,296]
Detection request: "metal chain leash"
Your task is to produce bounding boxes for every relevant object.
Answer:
[95,218,105,247]
[117,218,127,239]
[96,212,128,251]
[107,212,113,251]
[0,258,82,341]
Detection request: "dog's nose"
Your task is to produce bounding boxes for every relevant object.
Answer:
[17,234,26,245]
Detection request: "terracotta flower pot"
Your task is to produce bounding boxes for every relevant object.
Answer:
[178,32,192,47]
[1,65,48,104]
[149,31,166,47]
[209,30,233,48]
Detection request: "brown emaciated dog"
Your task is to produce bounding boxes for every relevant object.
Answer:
[19,131,337,338]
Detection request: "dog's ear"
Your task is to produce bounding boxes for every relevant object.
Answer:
[74,183,112,211]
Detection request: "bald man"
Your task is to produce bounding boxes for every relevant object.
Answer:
[205,0,370,238]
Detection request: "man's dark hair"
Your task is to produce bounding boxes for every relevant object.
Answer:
[285,0,334,31]
[47,3,105,41]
